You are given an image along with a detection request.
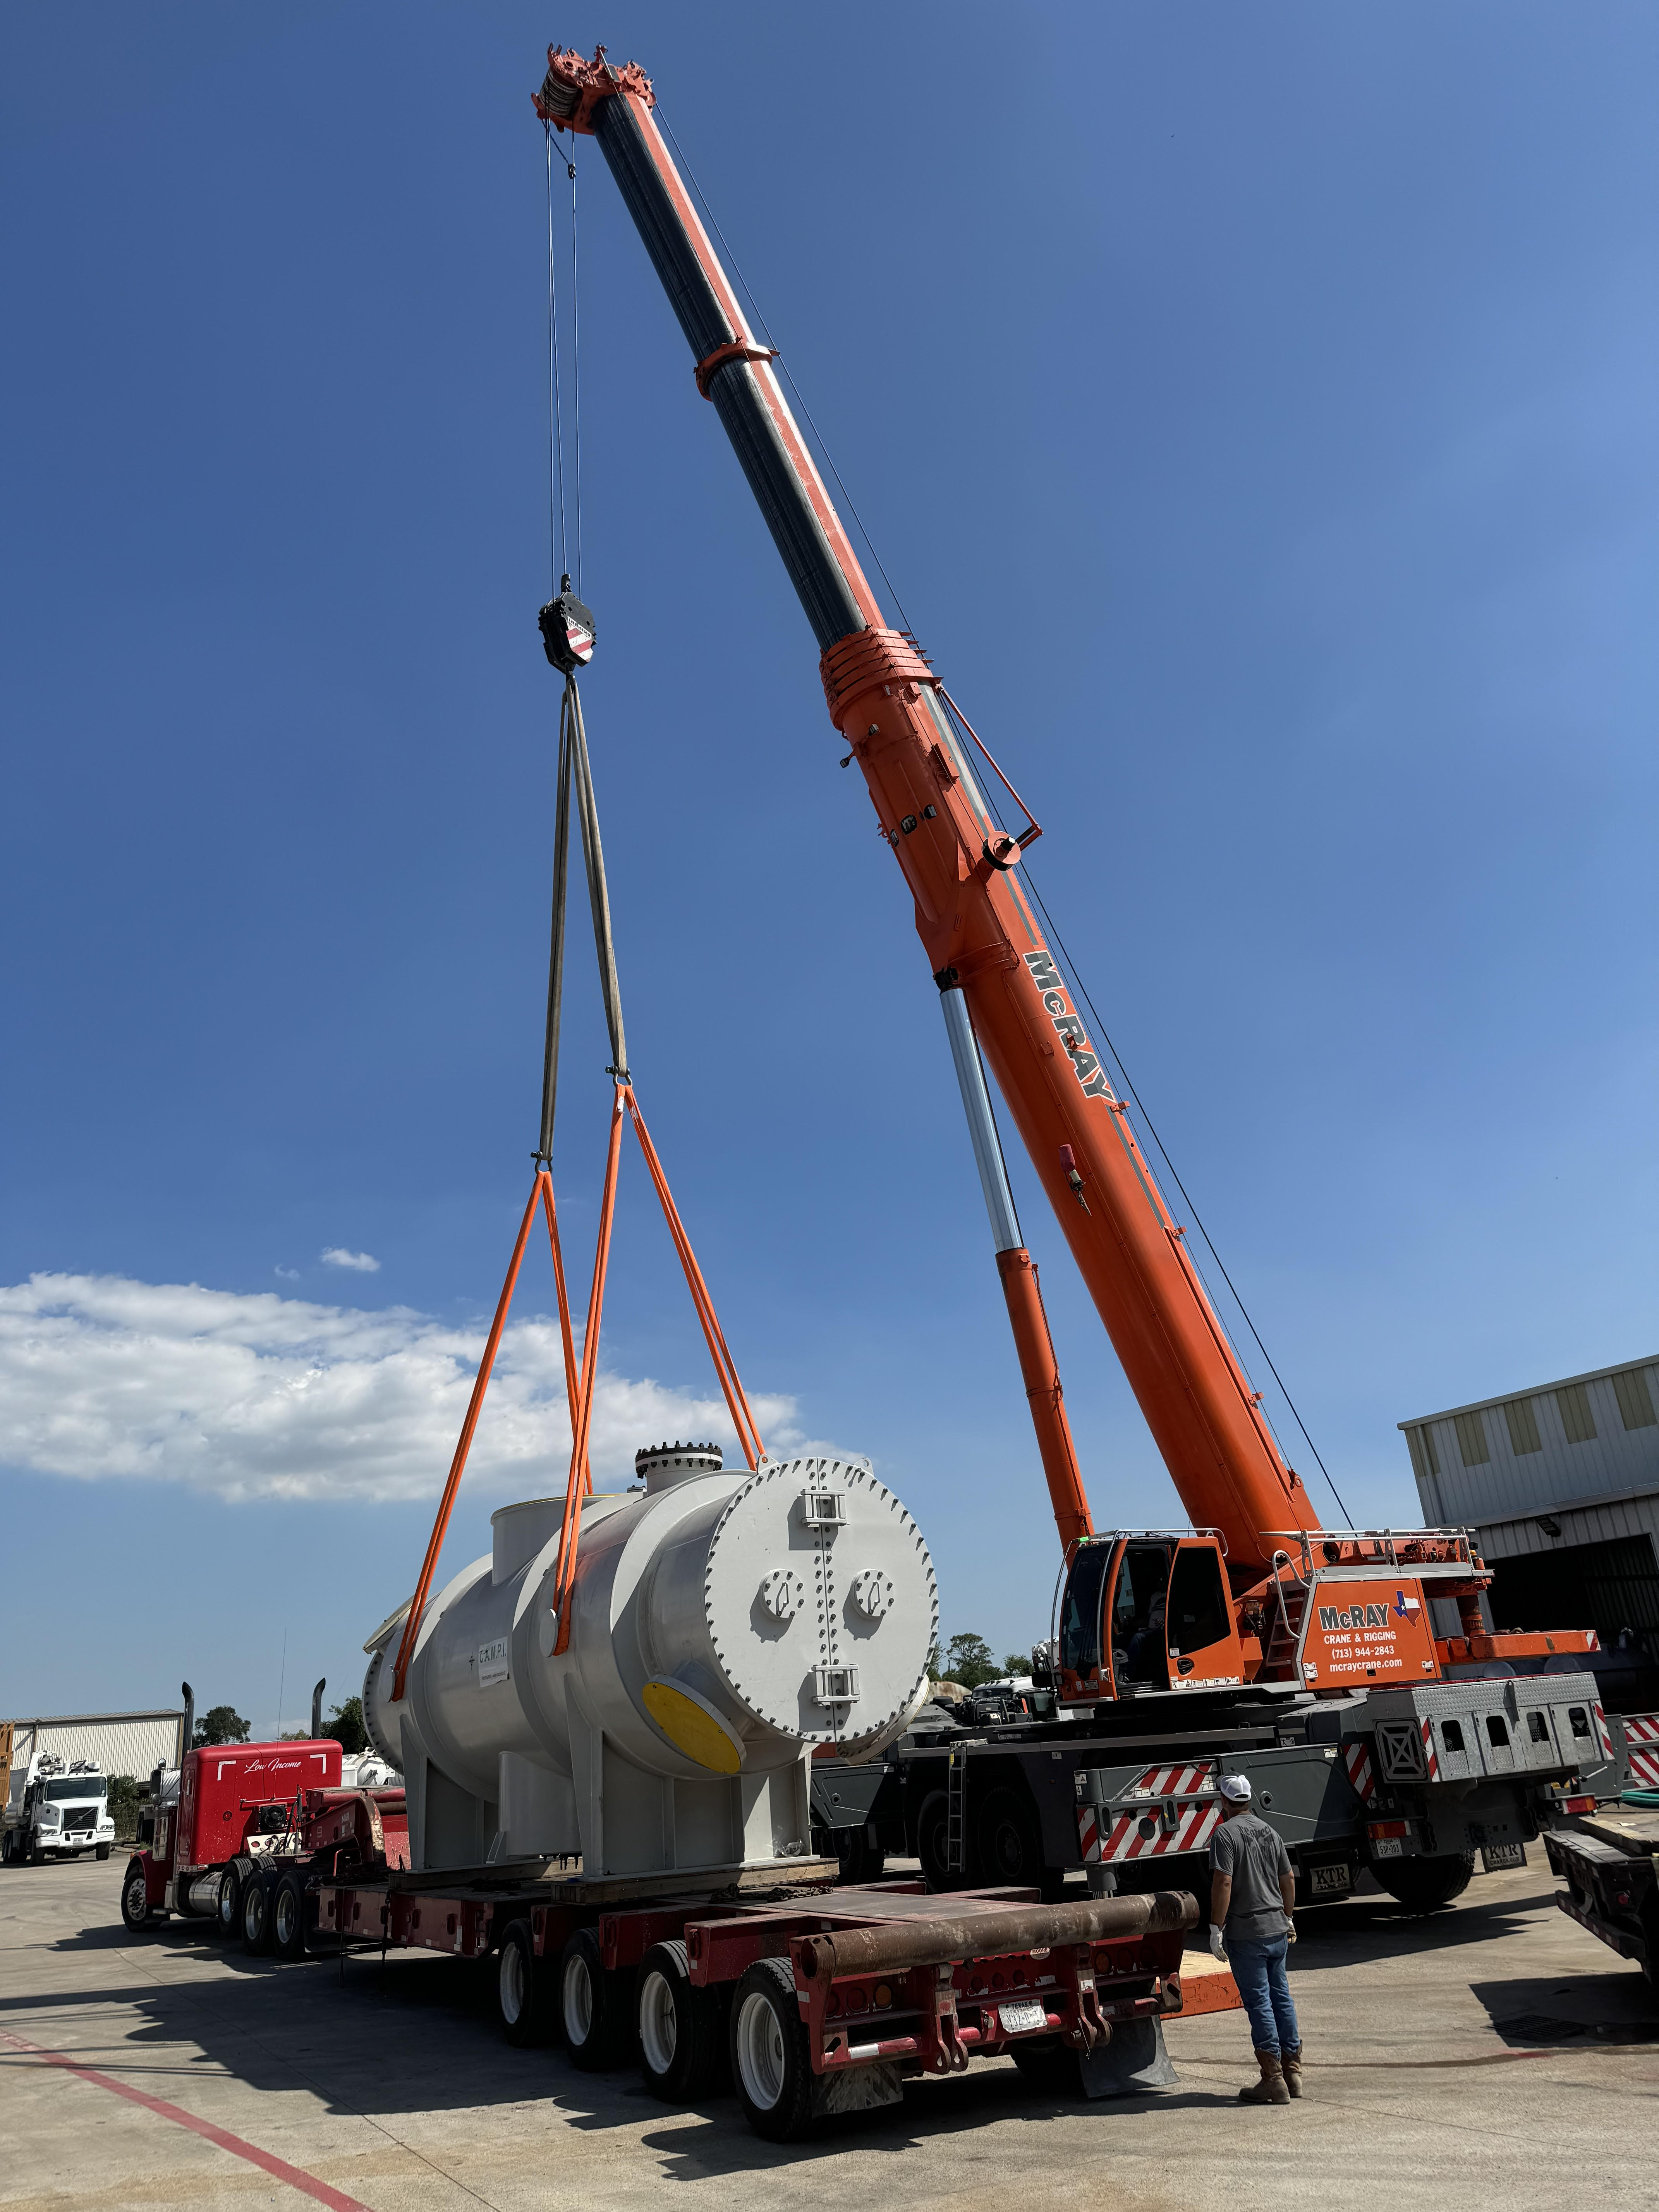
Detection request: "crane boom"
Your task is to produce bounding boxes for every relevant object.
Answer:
[538,48,1317,1575]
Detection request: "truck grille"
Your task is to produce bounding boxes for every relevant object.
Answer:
[63,1808,96,1832]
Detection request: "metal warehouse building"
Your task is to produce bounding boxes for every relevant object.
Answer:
[1400,1355,1659,1659]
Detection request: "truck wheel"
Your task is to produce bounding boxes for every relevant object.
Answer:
[1373,1851,1475,1913]
[637,1939,726,2102]
[730,1957,814,2142]
[559,1928,631,2070]
[96,1843,112,1862]
[216,1862,244,1939]
[497,1919,550,2047]
[835,1831,886,1886]
[242,1872,274,1955]
[271,1870,309,1961]
[120,1859,153,1931]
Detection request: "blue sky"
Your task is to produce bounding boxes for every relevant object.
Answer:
[4,3,1655,1738]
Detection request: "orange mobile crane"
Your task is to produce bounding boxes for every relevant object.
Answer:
[540,45,1616,1911]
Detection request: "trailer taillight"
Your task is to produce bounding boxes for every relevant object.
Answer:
[1366,1821,1408,1840]
[1561,1795,1596,1814]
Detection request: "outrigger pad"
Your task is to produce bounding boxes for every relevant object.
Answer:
[1078,2017,1178,2097]
[810,2061,904,2118]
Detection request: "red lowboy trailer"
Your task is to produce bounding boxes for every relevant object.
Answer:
[311,1862,1197,2140]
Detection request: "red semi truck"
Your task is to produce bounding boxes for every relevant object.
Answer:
[120,1686,409,1960]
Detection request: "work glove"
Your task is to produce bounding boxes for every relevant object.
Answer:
[1207,1926,1227,1961]
[1283,1913,1297,1945]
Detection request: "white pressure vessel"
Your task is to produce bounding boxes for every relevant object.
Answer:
[363,1447,936,1879]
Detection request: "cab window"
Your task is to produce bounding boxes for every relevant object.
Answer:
[1060,1544,1113,1673]
[1166,1547,1230,1654]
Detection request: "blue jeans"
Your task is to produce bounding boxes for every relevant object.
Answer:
[1228,1933,1299,2057]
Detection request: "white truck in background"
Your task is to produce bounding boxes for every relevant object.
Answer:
[3,1753,116,1864]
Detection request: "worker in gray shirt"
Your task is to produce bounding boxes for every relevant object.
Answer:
[1208,1773,1301,2104]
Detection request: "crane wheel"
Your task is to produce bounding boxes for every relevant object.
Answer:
[915,1791,957,1891]
[1372,1851,1475,1913]
[977,1787,1065,1902]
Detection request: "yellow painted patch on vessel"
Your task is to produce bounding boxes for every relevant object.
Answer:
[642,1681,742,1774]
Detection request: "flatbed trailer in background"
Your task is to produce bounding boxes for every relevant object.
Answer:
[311,1857,1199,2138]
[1544,1708,1657,1989]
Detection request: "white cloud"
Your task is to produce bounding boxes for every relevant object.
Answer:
[273,1266,299,1281]
[321,1248,380,1273]
[0,1273,805,1505]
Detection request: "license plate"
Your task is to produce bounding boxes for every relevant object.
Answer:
[997,1999,1048,2036]
[1308,1862,1352,1896]
[1371,1837,1404,1859]
[1481,1843,1525,1872]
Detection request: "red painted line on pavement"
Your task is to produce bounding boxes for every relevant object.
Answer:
[0,2029,374,2210]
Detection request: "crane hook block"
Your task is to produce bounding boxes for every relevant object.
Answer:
[539,588,596,673]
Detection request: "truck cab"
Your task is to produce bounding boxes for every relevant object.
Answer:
[2,1755,115,1864]
[1057,1531,1246,1704]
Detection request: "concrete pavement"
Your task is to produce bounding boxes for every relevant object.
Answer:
[2,1853,1656,2211]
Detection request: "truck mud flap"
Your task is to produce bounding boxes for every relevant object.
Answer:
[1078,2016,1177,2097]
[811,2060,904,2118]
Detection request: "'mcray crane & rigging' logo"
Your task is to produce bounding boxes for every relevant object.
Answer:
[1024,951,1114,1101]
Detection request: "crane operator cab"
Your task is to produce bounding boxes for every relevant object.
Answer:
[1056,1532,1245,1703]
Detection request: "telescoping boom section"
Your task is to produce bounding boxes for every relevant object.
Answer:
[536,46,1598,1695]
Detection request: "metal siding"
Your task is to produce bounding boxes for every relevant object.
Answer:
[4,1712,184,1781]
[1477,1493,1659,1562]
[1502,1398,1542,1456]
[1614,1368,1658,1432]
[1402,1360,1659,1528]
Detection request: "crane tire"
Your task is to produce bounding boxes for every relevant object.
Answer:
[1372,1851,1475,1912]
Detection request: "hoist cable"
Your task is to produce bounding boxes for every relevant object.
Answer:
[544,126,568,591]
[567,141,583,595]
[1017,860,1353,1525]
[654,105,914,638]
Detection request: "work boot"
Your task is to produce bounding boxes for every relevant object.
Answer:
[1239,2051,1291,2106]
[1281,2045,1303,2098]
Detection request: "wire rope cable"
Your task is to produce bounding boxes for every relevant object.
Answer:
[544,124,568,591]
[568,138,583,594]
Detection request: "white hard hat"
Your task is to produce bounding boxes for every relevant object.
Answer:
[1218,1774,1252,1804]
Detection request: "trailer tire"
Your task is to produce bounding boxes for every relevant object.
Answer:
[637,1939,726,2102]
[242,1871,274,1954]
[730,1957,814,2142]
[1372,1851,1475,1913]
[271,1869,309,1961]
[120,1858,153,1931]
[497,1919,551,2047]
[559,1928,632,2070]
